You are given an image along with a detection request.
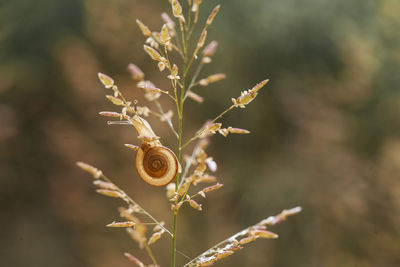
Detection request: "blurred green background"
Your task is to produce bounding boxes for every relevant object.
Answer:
[1,0,400,266]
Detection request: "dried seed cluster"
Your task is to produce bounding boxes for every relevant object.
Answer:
[184,207,302,267]
[77,0,300,266]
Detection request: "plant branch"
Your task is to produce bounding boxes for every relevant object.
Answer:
[144,244,158,266]
[154,100,179,138]
[184,207,302,267]
[182,105,235,149]
[100,173,173,237]
[184,60,204,102]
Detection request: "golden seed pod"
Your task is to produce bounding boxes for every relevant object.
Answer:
[135,143,178,186]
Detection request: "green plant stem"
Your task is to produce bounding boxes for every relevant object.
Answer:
[172,94,184,267]
[171,211,178,267]
[186,1,192,31]
[172,8,193,265]
[183,49,198,77]
[179,20,187,59]
[210,105,235,123]
[183,60,204,102]
[144,244,158,266]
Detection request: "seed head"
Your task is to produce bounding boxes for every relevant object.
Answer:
[124,252,145,267]
[197,30,207,49]
[228,127,250,134]
[171,201,183,211]
[106,221,136,228]
[192,0,203,12]
[199,73,226,86]
[233,79,269,108]
[251,229,278,239]
[127,227,147,249]
[145,36,159,49]
[105,95,124,106]
[239,235,258,245]
[168,64,180,80]
[98,73,114,89]
[205,157,217,172]
[124,144,139,151]
[93,180,116,190]
[148,230,165,245]
[187,91,204,103]
[144,45,162,62]
[219,127,250,137]
[171,0,183,20]
[166,183,176,199]
[206,5,220,26]
[136,106,150,117]
[119,206,137,221]
[99,111,121,118]
[199,122,221,138]
[160,24,171,45]
[202,183,223,193]
[96,189,121,198]
[158,61,166,72]
[153,221,165,232]
[76,161,102,179]
[189,199,202,211]
[202,41,218,57]
[195,174,217,184]
[127,63,145,81]
[177,181,189,196]
[214,250,234,260]
[252,79,269,92]
[161,12,175,30]
[136,19,152,37]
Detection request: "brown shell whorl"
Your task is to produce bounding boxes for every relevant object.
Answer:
[135,143,178,186]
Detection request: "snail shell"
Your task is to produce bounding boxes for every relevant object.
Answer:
[135,143,178,186]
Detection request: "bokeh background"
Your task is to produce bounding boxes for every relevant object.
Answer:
[1,0,400,266]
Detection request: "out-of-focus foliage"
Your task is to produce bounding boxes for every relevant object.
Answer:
[1,0,400,266]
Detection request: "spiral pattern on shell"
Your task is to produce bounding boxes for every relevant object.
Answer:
[135,143,178,186]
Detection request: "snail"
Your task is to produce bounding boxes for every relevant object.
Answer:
[128,115,179,186]
[135,143,178,186]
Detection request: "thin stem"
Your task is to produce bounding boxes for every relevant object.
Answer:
[173,29,184,58]
[178,182,192,206]
[177,249,191,260]
[172,108,183,267]
[155,100,179,138]
[144,244,158,266]
[184,20,212,77]
[171,210,178,267]
[184,60,204,102]
[210,105,235,124]
[172,43,185,59]
[179,139,201,187]
[186,0,192,31]
[172,5,194,265]
[179,19,187,59]
[169,74,181,118]
[182,105,235,149]
[183,49,198,77]
[111,86,137,115]
[115,87,130,107]
[164,44,173,70]
[188,61,204,90]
